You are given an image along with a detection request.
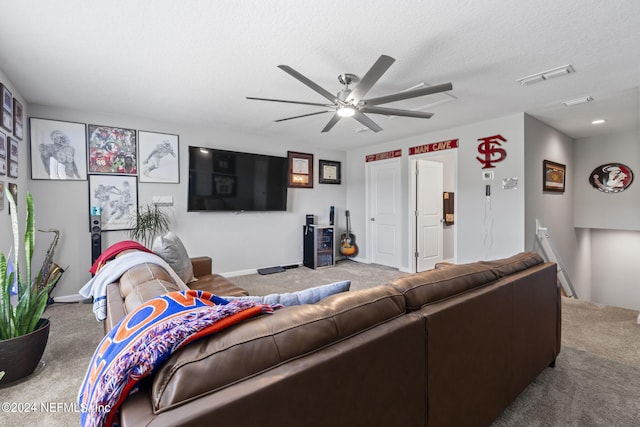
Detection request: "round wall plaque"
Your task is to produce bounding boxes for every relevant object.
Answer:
[588,163,633,193]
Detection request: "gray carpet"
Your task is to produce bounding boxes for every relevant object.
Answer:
[1,261,639,426]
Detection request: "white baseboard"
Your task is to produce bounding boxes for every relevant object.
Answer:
[52,293,86,303]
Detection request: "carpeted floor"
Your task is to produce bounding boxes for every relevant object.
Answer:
[1,261,639,426]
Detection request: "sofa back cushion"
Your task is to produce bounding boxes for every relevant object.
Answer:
[388,263,499,310]
[119,263,183,314]
[151,285,405,411]
[478,251,544,277]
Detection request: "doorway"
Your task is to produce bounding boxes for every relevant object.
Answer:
[366,158,401,268]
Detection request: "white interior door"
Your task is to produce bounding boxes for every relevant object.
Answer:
[367,159,401,268]
[416,159,443,271]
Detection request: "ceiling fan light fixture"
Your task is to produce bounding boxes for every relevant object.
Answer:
[337,106,356,117]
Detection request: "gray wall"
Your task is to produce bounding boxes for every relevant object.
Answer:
[27,104,347,298]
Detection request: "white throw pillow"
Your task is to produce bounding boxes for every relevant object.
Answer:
[152,232,196,284]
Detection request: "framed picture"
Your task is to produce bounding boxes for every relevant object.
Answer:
[0,130,6,176]
[13,98,24,140]
[1,84,12,133]
[0,180,4,211]
[138,131,179,183]
[288,151,313,188]
[88,124,137,175]
[7,137,18,178]
[88,175,137,231]
[29,118,88,180]
[319,159,341,184]
[543,160,566,192]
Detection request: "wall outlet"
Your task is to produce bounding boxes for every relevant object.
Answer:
[152,195,174,206]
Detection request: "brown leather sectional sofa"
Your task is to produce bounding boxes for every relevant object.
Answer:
[103,251,561,427]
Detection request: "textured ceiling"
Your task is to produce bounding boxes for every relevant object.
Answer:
[0,0,638,150]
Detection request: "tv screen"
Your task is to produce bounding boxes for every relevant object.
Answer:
[188,146,288,212]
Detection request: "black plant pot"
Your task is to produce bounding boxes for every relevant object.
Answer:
[0,318,50,386]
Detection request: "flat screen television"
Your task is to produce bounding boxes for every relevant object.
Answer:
[188,146,288,212]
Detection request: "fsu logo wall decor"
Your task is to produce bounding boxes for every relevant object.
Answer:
[476,134,507,169]
[589,163,633,193]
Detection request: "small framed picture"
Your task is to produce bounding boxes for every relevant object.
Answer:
[1,84,13,133]
[88,124,137,175]
[88,174,138,231]
[7,137,18,178]
[30,118,88,180]
[0,180,4,211]
[288,151,313,188]
[13,98,24,140]
[138,131,179,183]
[543,160,566,192]
[319,159,341,184]
[0,130,6,175]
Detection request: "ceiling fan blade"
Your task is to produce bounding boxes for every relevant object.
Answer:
[363,82,453,106]
[353,111,383,133]
[278,65,337,103]
[347,55,395,103]
[321,113,341,133]
[275,111,332,122]
[360,106,434,119]
[247,96,333,108]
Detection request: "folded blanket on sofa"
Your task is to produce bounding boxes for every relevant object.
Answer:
[78,290,278,427]
[79,251,189,321]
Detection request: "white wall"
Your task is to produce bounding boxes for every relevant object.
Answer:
[28,104,347,298]
[523,115,589,300]
[573,128,640,310]
[574,130,640,230]
[346,114,527,271]
[590,229,640,311]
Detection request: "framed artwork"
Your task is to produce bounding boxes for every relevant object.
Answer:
[0,180,4,211]
[287,151,313,188]
[0,130,5,175]
[7,137,18,178]
[29,118,88,180]
[138,131,179,183]
[13,98,24,140]
[88,124,137,175]
[1,84,12,133]
[543,160,565,192]
[88,175,137,231]
[319,159,341,184]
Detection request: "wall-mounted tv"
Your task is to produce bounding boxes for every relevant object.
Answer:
[188,146,288,212]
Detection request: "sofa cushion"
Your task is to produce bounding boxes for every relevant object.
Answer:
[388,263,499,310]
[478,251,544,277]
[151,285,405,411]
[152,232,196,284]
[119,263,183,314]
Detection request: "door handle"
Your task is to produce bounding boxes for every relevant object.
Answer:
[370,217,375,221]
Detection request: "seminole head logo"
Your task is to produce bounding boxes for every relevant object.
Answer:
[589,163,633,193]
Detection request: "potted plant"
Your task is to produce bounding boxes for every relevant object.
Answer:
[0,191,61,385]
[128,203,171,248]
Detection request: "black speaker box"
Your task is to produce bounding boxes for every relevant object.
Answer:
[90,215,102,265]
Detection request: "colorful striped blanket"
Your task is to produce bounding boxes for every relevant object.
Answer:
[78,290,277,427]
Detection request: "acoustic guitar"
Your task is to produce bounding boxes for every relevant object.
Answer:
[340,210,358,257]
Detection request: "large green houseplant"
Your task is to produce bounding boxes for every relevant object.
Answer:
[128,203,171,248]
[0,191,61,384]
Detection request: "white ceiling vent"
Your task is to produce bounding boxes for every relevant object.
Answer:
[516,64,575,86]
[562,96,593,106]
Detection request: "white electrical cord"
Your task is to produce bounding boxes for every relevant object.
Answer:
[483,194,493,259]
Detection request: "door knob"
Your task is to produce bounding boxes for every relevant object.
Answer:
[370,217,375,221]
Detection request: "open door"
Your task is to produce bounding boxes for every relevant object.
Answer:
[415,159,443,271]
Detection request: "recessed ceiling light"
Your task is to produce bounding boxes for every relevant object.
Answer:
[516,64,575,86]
[562,96,593,106]
[592,119,606,125]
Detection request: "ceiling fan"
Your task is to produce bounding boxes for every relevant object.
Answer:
[247,55,453,133]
